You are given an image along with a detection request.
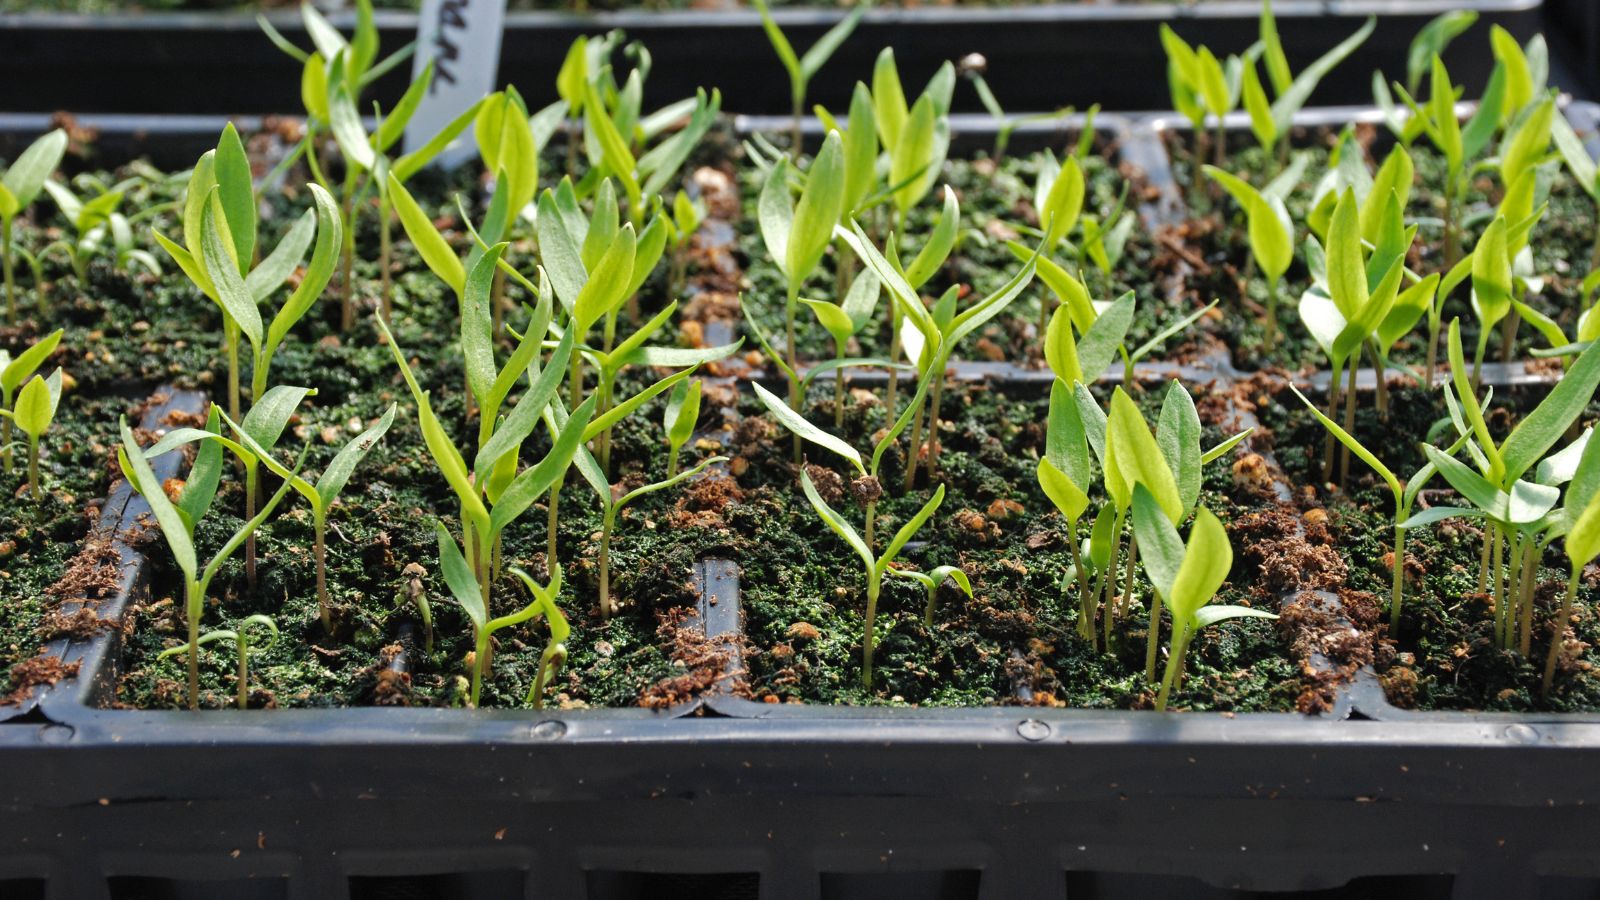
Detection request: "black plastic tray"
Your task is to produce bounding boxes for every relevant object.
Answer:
[2,107,1597,900]
[0,0,1546,117]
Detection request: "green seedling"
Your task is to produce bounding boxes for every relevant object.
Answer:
[558,33,720,215]
[801,468,944,690]
[437,527,565,708]
[663,378,702,480]
[42,178,161,282]
[1204,166,1294,351]
[210,403,397,633]
[1243,4,1375,164]
[1297,187,1418,480]
[1021,260,1220,388]
[158,614,278,710]
[843,200,1039,485]
[1061,381,1249,656]
[1434,321,1600,650]
[1159,26,1241,178]
[0,327,61,474]
[146,387,316,593]
[322,62,485,326]
[1289,382,1466,631]
[155,126,341,421]
[887,564,973,627]
[118,414,303,711]
[753,343,936,552]
[759,131,847,457]
[666,189,704,300]
[378,280,597,680]
[1131,486,1276,711]
[874,49,955,225]
[750,0,870,150]
[1394,54,1507,291]
[0,367,61,500]
[0,129,67,323]
[960,52,1079,164]
[533,178,737,475]
[511,567,571,709]
[573,440,726,618]
[802,268,881,427]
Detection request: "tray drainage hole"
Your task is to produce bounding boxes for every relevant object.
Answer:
[0,879,45,900]
[586,870,759,900]
[1063,871,1454,898]
[106,877,289,900]
[821,870,981,900]
[349,870,526,900]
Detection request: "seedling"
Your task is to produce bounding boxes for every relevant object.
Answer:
[513,568,571,710]
[874,49,955,226]
[42,178,161,281]
[0,328,61,474]
[802,269,881,427]
[146,387,316,593]
[1131,486,1276,711]
[843,202,1039,483]
[1297,187,1420,480]
[1059,380,1248,654]
[0,367,61,500]
[1289,382,1465,631]
[960,53,1079,164]
[1393,53,1507,355]
[0,129,67,323]
[1159,26,1241,177]
[378,271,600,683]
[158,614,278,710]
[663,379,701,480]
[1431,322,1600,649]
[437,526,565,708]
[887,564,973,627]
[118,415,303,710]
[212,403,397,633]
[572,441,726,618]
[1204,166,1294,350]
[803,469,944,689]
[759,131,847,457]
[155,127,341,421]
[1241,5,1375,164]
[750,0,870,150]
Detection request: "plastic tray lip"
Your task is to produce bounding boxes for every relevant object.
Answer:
[0,0,1544,30]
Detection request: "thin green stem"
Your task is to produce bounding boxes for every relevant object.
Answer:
[236,636,250,710]
[1156,625,1191,711]
[1516,535,1537,658]
[1144,587,1163,683]
[599,509,615,619]
[27,435,41,501]
[1068,534,1096,649]
[862,570,881,688]
[225,320,242,423]
[1338,356,1358,488]
[315,513,331,633]
[186,582,201,711]
[1099,509,1126,650]
[1390,524,1407,632]
[786,283,802,463]
[1543,569,1581,699]
[922,375,944,484]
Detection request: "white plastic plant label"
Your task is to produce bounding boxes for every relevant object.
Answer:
[404,0,508,167]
